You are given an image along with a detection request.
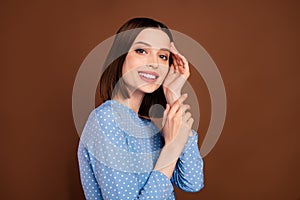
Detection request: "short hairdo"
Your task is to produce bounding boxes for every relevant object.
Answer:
[99,17,174,118]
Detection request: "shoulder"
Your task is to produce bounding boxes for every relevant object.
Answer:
[95,100,113,114]
[92,100,116,130]
[81,100,115,137]
[80,100,123,147]
[84,100,114,122]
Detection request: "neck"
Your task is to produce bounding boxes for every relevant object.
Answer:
[113,90,145,113]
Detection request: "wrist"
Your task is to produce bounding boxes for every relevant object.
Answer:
[156,162,177,179]
[164,90,181,106]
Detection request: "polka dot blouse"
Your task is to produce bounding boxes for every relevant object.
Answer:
[78,100,204,199]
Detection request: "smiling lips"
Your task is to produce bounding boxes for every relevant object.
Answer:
[138,71,159,82]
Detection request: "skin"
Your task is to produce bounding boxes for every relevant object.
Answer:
[113,28,193,179]
[116,28,171,112]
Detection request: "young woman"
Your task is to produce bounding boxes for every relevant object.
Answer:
[78,17,204,200]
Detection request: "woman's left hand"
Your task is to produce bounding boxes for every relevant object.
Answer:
[163,42,190,105]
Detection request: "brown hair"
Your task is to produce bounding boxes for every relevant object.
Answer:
[99,17,174,117]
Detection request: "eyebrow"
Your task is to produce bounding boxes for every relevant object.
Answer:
[133,41,170,52]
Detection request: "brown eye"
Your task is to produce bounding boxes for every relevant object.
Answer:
[159,55,168,60]
[135,49,147,54]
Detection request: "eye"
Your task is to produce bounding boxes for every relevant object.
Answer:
[159,55,168,61]
[135,48,147,54]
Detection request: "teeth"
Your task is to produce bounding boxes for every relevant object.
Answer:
[138,72,157,80]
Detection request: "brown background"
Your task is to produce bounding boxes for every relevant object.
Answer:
[1,0,299,199]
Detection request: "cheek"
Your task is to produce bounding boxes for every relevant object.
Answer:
[123,54,143,74]
[160,67,170,79]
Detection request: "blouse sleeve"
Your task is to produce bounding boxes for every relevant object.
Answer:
[78,140,174,200]
[170,130,205,192]
[78,141,104,200]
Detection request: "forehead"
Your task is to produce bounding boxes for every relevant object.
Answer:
[132,28,170,50]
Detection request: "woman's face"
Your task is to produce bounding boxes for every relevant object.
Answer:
[122,28,171,95]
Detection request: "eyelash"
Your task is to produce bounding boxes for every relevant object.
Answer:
[135,49,147,54]
[134,48,169,61]
[159,55,168,60]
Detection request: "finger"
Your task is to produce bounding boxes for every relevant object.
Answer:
[171,50,186,74]
[182,109,192,122]
[162,104,170,126]
[164,103,170,114]
[172,53,187,74]
[183,111,192,122]
[171,44,184,66]
[187,117,194,128]
[177,104,191,122]
[169,64,175,74]
[171,53,179,72]
[178,104,191,115]
[177,53,189,70]
[171,42,179,52]
[174,52,184,67]
[168,93,188,116]
[170,42,180,55]
[167,98,181,117]
[170,42,178,54]
[170,44,182,69]
[178,55,185,70]
[177,93,188,105]
[171,43,188,69]
[170,49,181,62]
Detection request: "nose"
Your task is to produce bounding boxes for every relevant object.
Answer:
[146,64,158,69]
[146,52,159,69]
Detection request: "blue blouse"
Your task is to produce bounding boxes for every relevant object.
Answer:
[78,100,204,199]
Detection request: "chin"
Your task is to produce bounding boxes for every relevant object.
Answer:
[139,84,161,94]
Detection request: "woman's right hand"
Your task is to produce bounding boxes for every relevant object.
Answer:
[162,93,194,146]
[163,42,190,106]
